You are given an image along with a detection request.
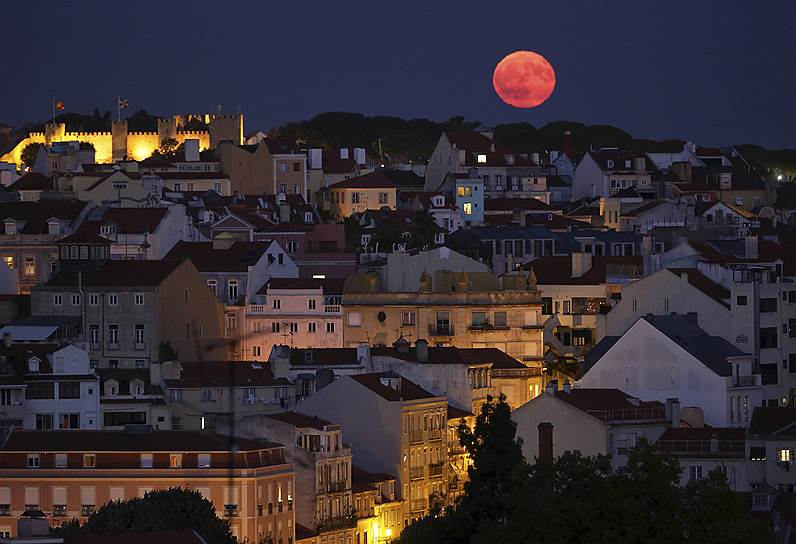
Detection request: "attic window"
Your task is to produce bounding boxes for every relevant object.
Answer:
[606,160,614,169]
[28,358,40,373]
[476,154,487,164]
[625,160,632,168]
[100,225,116,235]
[4,221,16,235]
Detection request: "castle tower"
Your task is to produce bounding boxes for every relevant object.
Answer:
[157,118,178,144]
[111,120,129,161]
[44,123,66,146]
[209,113,244,147]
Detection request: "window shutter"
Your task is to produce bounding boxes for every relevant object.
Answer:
[52,487,67,505]
[24,487,39,505]
[80,487,95,505]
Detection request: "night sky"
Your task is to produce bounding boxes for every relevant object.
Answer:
[2,0,795,148]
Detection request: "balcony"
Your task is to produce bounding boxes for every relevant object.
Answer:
[317,513,357,532]
[249,304,265,314]
[409,430,425,443]
[318,480,348,494]
[428,324,454,336]
[428,429,443,441]
[468,323,510,332]
[428,462,444,477]
[586,407,665,422]
[655,439,745,457]
[325,305,341,313]
[731,375,762,387]
[410,499,427,513]
[409,466,425,480]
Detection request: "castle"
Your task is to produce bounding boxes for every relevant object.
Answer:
[0,113,244,166]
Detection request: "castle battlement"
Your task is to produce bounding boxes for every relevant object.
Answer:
[177,130,210,135]
[127,131,159,136]
[64,131,111,137]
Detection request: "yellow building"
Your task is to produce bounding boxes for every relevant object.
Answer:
[326,171,396,220]
[1,113,243,166]
[342,269,545,366]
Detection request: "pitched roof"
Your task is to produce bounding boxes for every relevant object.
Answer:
[445,131,534,167]
[165,241,270,272]
[8,172,53,191]
[265,411,335,430]
[264,137,303,155]
[484,198,552,212]
[665,268,730,308]
[93,207,169,234]
[352,464,395,486]
[447,404,474,420]
[380,169,424,188]
[554,388,664,420]
[749,407,796,436]
[350,372,440,402]
[43,259,184,288]
[0,429,280,452]
[288,348,359,366]
[0,200,88,234]
[65,529,209,544]
[329,171,396,190]
[588,149,651,172]
[167,362,290,388]
[56,227,111,245]
[525,255,643,285]
[262,277,345,295]
[370,346,526,369]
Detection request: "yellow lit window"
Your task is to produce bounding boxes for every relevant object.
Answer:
[463,203,473,215]
[476,154,487,164]
[3,256,13,270]
[779,449,791,462]
[170,454,182,468]
[457,186,472,197]
[83,454,96,468]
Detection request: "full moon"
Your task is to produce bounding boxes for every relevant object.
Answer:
[493,50,556,108]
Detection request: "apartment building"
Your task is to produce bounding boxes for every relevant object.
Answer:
[235,412,355,544]
[572,149,656,200]
[0,428,295,542]
[30,259,228,368]
[351,466,402,544]
[342,269,545,365]
[97,368,170,431]
[215,139,307,197]
[296,372,449,523]
[325,172,397,221]
[247,278,344,358]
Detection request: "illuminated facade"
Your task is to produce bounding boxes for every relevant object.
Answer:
[1,113,244,166]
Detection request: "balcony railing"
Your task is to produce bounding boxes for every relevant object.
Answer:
[410,499,427,513]
[318,480,348,494]
[317,513,357,532]
[428,324,454,336]
[428,429,443,441]
[409,430,425,443]
[325,305,341,313]
[428,463,444,477]
[732,375,761,387]
[586,407,666,422]
[249,304,265,313]
[409,466,425,479]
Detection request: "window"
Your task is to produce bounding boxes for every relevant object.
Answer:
[198,454,211,468]
[226,314,237,331]
[279,162,288,173]
[760,298,778,313]
[140,454,153,468]
[326,322,335,333]
[688,465,703,481]
[36,413,53,429]
[135,359,146,369]
[476,154,487,164]
[83,454,96,468]
[59,413,79,429]
[53,294,63,306]
[207,280,217,295]
[27,454,40,468]
[750,447,766,461]
[779,449,792,462]
[378,192,389,205]
[252,346,261,357]
[458,185,472,197]
[134,293,144,305]
[463,202,473,215]
[289,322,298,333]
[272,322,280,333]
[308,299,316,310]
[71,293,81,305]
[308,322,316,333]
[351,192,361,204]
[28,384,54,400]
[736,334,749,344]
[760,327,778,349]
[58,382,80,399]
[88,293,99,306]
[134,324,145,347]
[228,280,239,301]
[401,312,416,326]
[348,312,362,327]
[24,257,35,276]
[108,324,119,345]
[108,293,118,306]
[272,298,281,309]
[55,454,68,468]
[171,417,181,431]
[737,295,747,306]
[471,311,488,327]
[170,454,182,468]
[278,253,284,265]
[494,311,507,327]
[201,389,215,402]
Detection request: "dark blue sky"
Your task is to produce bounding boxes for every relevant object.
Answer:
[3,0,795,148]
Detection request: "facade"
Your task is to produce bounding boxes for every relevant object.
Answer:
[512,385,670,470]
[377,247,489,293]
[351,467,402,544]
[572,149,656,200]
[451,175,484,226]
[325,172,397,220]
[97,367,169,431]
[579,315,761,427]
[342,269,545,366]
[747,407,796,494]
[296,372,449,522]
[30,259,228,368]
[0,428,293,542]
[215,139,306,197]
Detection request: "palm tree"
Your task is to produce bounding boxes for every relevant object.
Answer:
[411,209,441,250]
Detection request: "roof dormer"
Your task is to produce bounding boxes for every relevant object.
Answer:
[47,218,62,235]
[4,219,18,235]
[27,357,41,373]
[104,378,119,397]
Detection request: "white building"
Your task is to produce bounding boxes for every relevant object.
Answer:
[579,314,761,427]
[572,149,655,200]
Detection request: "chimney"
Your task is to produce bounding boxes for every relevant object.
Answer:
[744,235,758,259]
[538,422,554,460]
[2,332,11,348]
[571,252,593,278]
[545,380,558,395]
[340,148,349,160]
[278,201,291,223]
[415,338,429,363]
[356,343,371,364]
[665,398,681,427]
[184,139,200,162]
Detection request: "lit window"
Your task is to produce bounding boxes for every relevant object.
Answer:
[476,154,487,164]
[463,202,473,215]
[779,449,792,462]
[169,454,182,468]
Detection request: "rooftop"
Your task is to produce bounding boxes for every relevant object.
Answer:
[43,259,184,288]
[166,361,291,388]
[350,372,440,402]
[265,411,336,431]
[329,171,396,190]
[165,241,270,272]
[555,388,665,422]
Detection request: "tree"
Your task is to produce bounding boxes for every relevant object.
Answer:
[60,488,234,544]
[21,143,40,169]
[343,215,363,251]
[410,209,440,250]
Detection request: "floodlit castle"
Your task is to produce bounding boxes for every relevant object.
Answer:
[1,113,244,166]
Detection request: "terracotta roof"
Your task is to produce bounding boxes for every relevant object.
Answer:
[588,149,651,172]
[57,227,111,245]
[749,407,796,436]
[323,154,358,175]
[8,173,53,191]
[167,362,290,388]
[555,388,664,420]
[0,200,88,235]
[44,259,184,288]
[525,255,643,285]
[524,213,591,230]
[295,524,318,541]
[0,429,281,452]
[93,207,169,234]
[352,465,395,486]
[329,171,396,190]
[156,171,229,180]
[265,137,303,155]
[447,404,474,420]
[65,530,208,544]
[266,411,335,430]
[380,169,424,188]
[666,268,730,308]
[350,372,440,402]
[85,170,142,191]
[620,199,668,217]
[165,241,270,272]
[289,348,359,366]
[484,198,552,212]
[370,346,526,369]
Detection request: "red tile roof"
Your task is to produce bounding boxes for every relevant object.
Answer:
[749,407,796,436]
[266,411,336,430]
[167,361,290,388]
[8,173,53,191]
[525,255,642,285]
[0,200,88,235]
[350,372,440,402]
[447,404,474,420]
[446,131,534,167]
[43,259,184,288]
[329,171,396,189]
[165,241,270,272]
[666,268,730,308]
[555,388,665,421]
[261,277,345,295]
[94,207,169,234]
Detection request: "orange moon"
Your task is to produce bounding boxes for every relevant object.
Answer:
[493,51,556,108]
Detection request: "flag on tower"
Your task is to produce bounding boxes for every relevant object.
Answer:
[54,101,65,110]
[118,97,128,109]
